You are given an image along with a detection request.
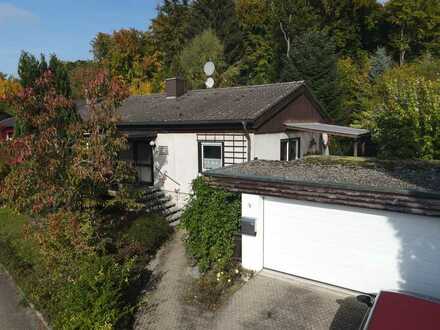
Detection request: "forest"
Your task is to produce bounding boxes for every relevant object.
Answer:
[1,0,440,159]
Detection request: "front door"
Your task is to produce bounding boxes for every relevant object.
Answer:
[121,140,154,185]
[133,140,153,185]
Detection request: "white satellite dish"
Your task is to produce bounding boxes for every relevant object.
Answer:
[204,61,215,76]
[205,77,215,89]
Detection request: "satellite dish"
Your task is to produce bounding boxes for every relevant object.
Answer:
[204,61,215,76]
[205,77,215,89]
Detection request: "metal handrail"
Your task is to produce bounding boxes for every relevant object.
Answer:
[155,165,181,187]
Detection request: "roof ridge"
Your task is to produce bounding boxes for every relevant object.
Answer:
[190,81,305,93]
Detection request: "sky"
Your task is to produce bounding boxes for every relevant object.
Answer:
[0,1,158,76]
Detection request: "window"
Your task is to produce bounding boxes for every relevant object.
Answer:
[199,142,223,172]
[280,138,300,161]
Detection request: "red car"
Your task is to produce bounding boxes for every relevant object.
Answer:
[359,291,440,330]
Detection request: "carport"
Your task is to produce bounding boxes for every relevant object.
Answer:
[284,122,370,156]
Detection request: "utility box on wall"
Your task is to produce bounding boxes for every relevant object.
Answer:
[241,217,256,236]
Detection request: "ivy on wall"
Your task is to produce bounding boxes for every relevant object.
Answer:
[181,177,241,272]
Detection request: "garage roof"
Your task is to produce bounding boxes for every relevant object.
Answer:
[204,157,440,216]
[285,122,370,138]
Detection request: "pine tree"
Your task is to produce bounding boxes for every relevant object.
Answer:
[369,47,393,81]
[281,30,340,122]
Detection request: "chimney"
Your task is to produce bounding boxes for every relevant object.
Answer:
[165,77,187,98]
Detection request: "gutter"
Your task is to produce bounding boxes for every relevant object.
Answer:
[242,120,251,161]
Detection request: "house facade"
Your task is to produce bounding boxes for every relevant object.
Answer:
[108,78,334,206]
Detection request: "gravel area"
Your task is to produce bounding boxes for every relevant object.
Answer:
[206,158,440,194]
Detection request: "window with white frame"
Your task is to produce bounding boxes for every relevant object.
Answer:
[280,138,300,161]
[199,142,223,172]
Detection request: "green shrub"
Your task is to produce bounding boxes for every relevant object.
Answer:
[181,177,241,272]
[188,266,243,310]
[51,255,135,330]
[123,214,172,255]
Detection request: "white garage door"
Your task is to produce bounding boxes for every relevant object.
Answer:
[263,197,440,297]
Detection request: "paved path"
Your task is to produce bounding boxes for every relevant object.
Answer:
[135,231,367,330]
[0,271,45,330]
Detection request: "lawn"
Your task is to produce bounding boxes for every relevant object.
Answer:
[0,207,40,308]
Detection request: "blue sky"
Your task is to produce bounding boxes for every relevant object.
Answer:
[0,1,158,76]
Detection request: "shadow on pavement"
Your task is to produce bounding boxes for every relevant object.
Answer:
[330,296,368,330]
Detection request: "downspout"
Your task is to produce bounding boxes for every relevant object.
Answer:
[242,121,251,162]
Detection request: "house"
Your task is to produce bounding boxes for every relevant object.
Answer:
[204,158,440,299]
[80,77,370,207]
[0,117,14,141]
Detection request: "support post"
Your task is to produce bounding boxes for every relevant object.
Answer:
[353,141,358,157]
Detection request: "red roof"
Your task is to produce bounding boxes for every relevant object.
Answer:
[366,291,440,330]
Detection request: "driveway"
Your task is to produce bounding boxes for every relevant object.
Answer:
[135,231,368,330]
[0,271,45,330]
[212,271,367,330]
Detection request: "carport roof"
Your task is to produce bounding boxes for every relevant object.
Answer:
[204,157,440,216]
[285,122,370,138]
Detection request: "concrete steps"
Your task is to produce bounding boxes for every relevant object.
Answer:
[139,187,182,225]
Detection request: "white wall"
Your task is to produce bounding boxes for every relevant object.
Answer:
[241,193,265,271]
[154,133,199,207]
[153,131,320,207]
[241,194,440,297]
[253,131,321,160]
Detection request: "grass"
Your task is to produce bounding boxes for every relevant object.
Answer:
[0,207,39,271]
[0,207,41,312]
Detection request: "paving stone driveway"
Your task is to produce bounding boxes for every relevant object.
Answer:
[212,271,368,330]
[135,231,367,330]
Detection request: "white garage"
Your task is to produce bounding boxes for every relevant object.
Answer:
[206,158,440,298]
[262,196,440,296]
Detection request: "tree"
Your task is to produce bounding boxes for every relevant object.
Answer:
[311,0,385,56]
[92,29,161,93]
[270,0,319,59]
[371,77,440,159]
[1,70,138,215]
[17,52,45,88]
[337,56,373,125]
[179,30,225,89]
[236,0,275,85]
[18,52,71,97]
[369,47,394,81]
[15,52,73,136]
[65,60,103,99]
[385,0,440,65]
[0,76,21,118]
[281,30,340,122]
[150,0,192,74]
[190,0,244,65]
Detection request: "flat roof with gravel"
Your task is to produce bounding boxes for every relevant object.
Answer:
[206,157,440,196]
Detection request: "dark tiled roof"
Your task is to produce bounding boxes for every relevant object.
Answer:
[206,157,440,195]
[78,81,305,125]
[285,122,370,138]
